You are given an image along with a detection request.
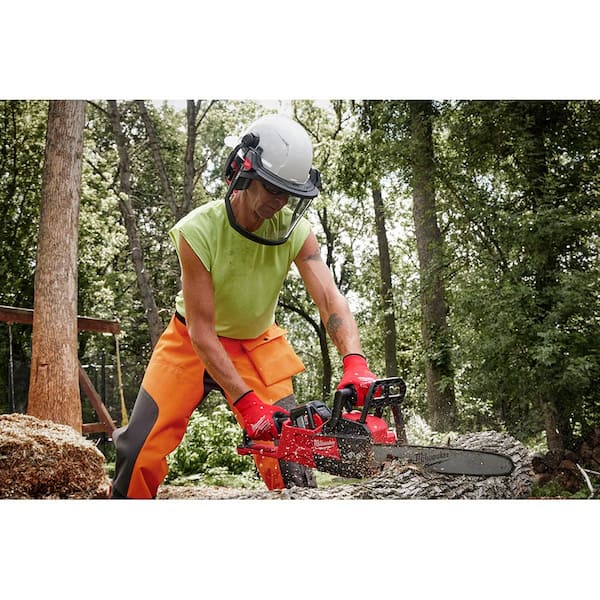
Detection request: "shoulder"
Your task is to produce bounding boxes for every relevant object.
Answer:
[176,200,224,227]
[171,200,226,238]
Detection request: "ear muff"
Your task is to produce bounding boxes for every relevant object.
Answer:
[223,132,260,186]
[241,132,259,149]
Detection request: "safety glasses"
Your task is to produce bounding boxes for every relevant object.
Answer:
[261,180,288,197]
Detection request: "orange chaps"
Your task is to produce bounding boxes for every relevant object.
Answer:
[111,315,313,498]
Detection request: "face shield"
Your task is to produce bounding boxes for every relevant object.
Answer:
[224,175,317,246]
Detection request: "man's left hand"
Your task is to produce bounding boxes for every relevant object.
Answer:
[336,354,378,407]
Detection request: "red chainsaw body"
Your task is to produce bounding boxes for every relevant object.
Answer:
[237,378,408,479]
[238,411,396,474]
[342,412,397,445]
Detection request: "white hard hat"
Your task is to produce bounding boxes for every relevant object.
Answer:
[224,114,321,199]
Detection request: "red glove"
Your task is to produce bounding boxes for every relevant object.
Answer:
[337,354,378,407]
[234,391,289,440]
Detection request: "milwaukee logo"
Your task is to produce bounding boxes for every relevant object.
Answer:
[249,415,270,436]
[313,438,337,452]
[415,450,450,463]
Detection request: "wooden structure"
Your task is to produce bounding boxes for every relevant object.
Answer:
[0,304,120,436]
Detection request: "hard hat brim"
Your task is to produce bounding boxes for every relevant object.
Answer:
[246,150,321,199]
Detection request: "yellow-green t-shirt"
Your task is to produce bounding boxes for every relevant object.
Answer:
[169,200,311,339]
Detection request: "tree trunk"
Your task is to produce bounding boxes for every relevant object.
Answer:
[542,399,568,452]
[372,185,398,377]
[107,100,163,348]
[315,205,340,400]
[136,100,179,218]
[409,100,457,431]
[27,100,86,431]
[182,100,199,220]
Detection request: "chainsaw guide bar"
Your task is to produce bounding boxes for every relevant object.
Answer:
[372,444,514,476]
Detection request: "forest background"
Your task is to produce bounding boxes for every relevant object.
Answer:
[1,98,599,466]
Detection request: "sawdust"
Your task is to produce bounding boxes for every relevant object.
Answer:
[0,413,111,499]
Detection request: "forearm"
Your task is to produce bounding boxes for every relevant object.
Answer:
[296,233,364,358]
[187,325,249,401]
[320,293,363,358]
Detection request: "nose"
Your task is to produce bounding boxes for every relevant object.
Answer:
[273,193,288,207]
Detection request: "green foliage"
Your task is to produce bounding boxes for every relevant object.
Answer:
[530,479,594,500]
[165,398,260,487]
[439,100,600,443]
[0,100,48,412]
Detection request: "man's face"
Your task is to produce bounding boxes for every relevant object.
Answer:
[250,179,289,219]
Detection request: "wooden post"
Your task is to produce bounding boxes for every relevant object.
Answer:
[79,365,116,435]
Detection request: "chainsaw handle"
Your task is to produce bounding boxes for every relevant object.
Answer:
[237,438,279,458]
[273,411,289,433]
[329,387,355,430]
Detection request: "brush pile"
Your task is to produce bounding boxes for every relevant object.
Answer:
[532,427,600,495]
[0,413,111,499]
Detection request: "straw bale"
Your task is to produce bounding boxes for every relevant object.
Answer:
[0,413,110,499]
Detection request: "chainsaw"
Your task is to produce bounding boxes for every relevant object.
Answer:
[238,377,514,478]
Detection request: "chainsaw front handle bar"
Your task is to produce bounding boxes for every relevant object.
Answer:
[327,377,405,431]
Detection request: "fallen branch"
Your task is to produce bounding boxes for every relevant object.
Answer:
[576,463,598,499]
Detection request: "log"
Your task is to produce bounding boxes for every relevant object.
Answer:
[157,430,534,500]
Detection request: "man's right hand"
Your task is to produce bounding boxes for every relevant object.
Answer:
[234,390,288,441]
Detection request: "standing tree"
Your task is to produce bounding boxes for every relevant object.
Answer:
[409,100,457,431]
[332,100,401,379]
[27,100,86,431]
[107,100,164,348]
[362,101,399,378]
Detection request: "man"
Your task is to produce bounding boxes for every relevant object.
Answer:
[111,113,379,498]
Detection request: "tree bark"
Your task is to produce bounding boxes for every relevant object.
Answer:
[372,185,398,377]
[107,100,163,347]
[27,100,86,431]
[182,100,199,221]
[409,100,457,431]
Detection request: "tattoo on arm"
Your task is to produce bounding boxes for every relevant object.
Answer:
[326,313,343,345]
[303,250,322,262]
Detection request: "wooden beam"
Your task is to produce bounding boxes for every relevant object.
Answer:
[78,365,116,435]
[1,304,121,437]
[0,304,121,334]
[82,422,111,434]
